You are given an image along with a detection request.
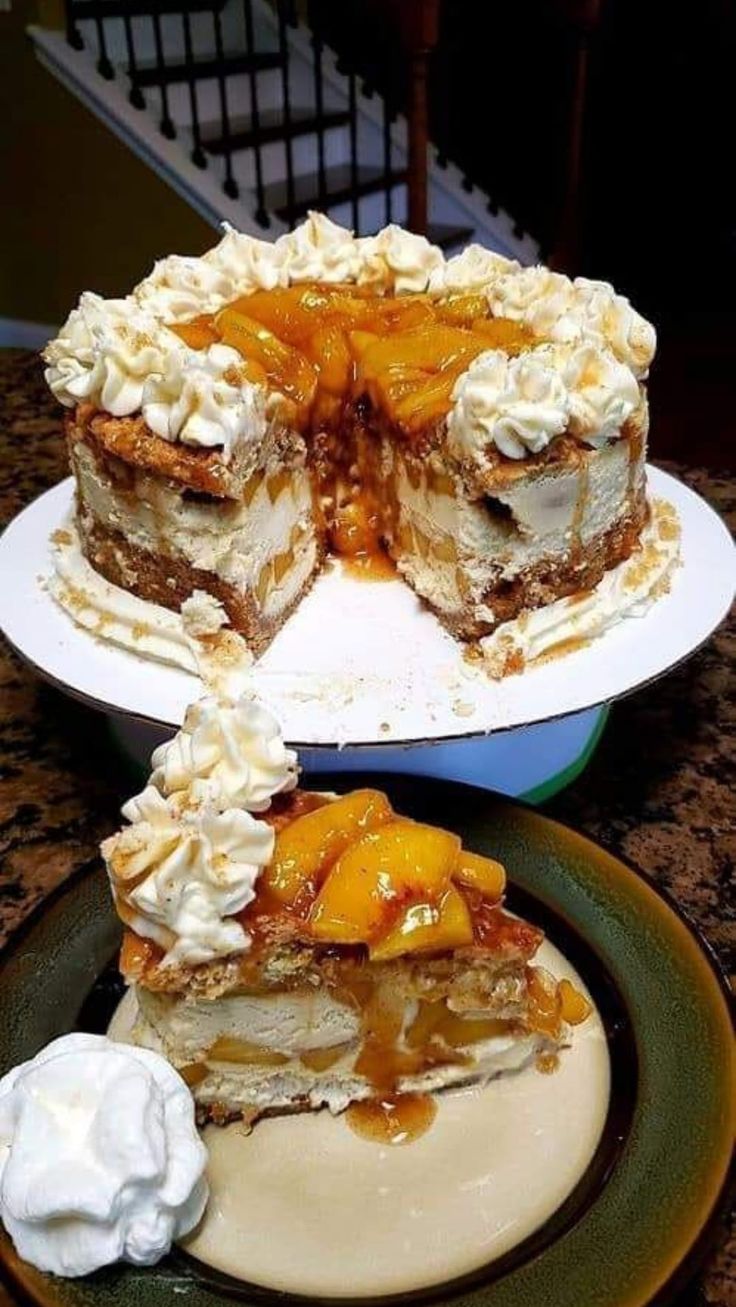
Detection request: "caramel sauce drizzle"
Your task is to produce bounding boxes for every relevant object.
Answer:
[345,1094,437,1146]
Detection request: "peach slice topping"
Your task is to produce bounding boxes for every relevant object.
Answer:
[452,851,506,901]
[262,789,393,907]
[309,819,461,945]
[170,281,539,437]
[368,885,473,960]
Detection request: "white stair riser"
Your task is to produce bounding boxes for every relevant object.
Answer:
[74,5,262,68]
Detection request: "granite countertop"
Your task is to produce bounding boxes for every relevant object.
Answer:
[0,349,733,1305]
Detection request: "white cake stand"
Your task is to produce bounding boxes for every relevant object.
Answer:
[0,466,733,796]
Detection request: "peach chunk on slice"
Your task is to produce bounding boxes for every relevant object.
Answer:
[452,851,506,901]
[307,323,353,396]
[369,884,473,961]
[262,789,393,906]
[309,820,461,945]
[171,314,219,350]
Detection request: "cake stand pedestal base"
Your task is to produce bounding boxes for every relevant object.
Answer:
[106,705,608,803]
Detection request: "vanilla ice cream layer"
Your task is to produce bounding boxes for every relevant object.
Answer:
[71,440,314,593]
[138,988,362,1063]
[390,437,644,616]
[130,988,553,1116]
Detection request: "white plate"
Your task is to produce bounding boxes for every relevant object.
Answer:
[109,939,610,1298]
[0,467,733,746]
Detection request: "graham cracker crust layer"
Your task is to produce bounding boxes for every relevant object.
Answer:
[77,509,325,658]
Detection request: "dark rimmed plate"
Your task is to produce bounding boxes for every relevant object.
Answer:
[0,777,733,1307]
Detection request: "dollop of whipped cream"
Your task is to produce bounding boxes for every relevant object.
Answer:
[558,341,641,444]
[133,253,238,321]
[357,223,444,293]
[150,696,297,812]
[43,293,171,415]
[429,244,518,294]
[141,342,267,457]
[448,346,570,461]
[489,267,656,377]
[277,211,363,284]
[448,338,643,461]
[0,1033,207,1277]
[103,694,296,965]
[572,277,657,379]
[203,222,287,293]
[104,783,274,965]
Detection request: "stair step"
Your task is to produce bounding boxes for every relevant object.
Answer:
[427,223,476,252]
[133,50,283,88]
[201,107,351,154]
[265,165,408,222]
[70,0,222,16]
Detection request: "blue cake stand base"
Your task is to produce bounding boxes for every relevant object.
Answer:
[107,705,608,803]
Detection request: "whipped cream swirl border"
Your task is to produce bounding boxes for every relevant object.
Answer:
[43,211,656,464]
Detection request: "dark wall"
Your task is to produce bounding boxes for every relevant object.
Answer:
[315,0,735,310]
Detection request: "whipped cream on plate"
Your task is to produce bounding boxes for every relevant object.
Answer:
[47,520,256,699]
[0,1032,207,1278]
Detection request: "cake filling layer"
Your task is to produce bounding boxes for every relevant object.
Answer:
[130,985,552,1118]
[387,436,646,625]
[70,438,316,599]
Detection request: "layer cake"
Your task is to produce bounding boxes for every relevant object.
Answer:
[44,214,656,664]
[102,693,592,1123]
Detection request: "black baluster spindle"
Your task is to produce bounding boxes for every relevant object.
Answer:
[212,5,238,198]
[276,0,296,228]
[347,63,359,232]
[151,9,176,139]
[93,9,114,80]
[307,0,327,209]
[182,8,206,167]
[65,0,83,51]
[243,0,268,226]
[382,92,393,225]
[122,10,145,109]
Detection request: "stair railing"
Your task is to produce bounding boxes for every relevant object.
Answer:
[58,0,439,238]
[182,6,207,167]
[242,0,267,224]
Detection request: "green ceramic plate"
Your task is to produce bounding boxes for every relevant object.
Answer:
[0,777,733,1307]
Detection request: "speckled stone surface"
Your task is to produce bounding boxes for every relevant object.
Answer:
[0,349,733,1306]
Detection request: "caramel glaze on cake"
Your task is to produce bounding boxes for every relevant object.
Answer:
[47,216,656,660]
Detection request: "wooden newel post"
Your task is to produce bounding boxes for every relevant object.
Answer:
[550,0,603,274]
[400,0,440,236]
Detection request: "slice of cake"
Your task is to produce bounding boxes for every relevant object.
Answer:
[102,692,591,1124]
[44,214,656,667]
